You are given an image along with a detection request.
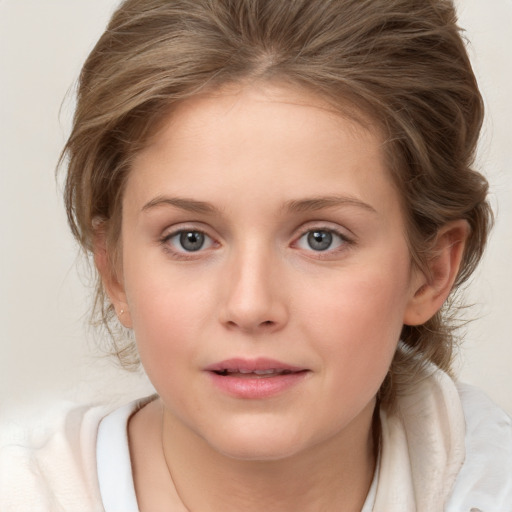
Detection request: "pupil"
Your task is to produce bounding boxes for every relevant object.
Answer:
[180,231,204,251]
[307,231,332,251]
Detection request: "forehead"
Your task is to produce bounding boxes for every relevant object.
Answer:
[148,82,382,152]
[125,82,399,218]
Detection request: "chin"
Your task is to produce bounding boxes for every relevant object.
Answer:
[214,436,306,462]
[199,416,317,462]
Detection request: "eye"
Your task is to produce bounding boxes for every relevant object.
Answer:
[163,230,215,253]
[296,229,347,252]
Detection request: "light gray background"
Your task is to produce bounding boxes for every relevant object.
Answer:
[1,0,511,415]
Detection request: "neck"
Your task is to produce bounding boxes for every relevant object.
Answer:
[161,400,378,512]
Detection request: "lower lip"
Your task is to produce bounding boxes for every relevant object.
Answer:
[207,371,309,399]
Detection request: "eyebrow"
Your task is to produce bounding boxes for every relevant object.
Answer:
[142,196,220,215]
[284,196,377,214]
[141,194,377,215]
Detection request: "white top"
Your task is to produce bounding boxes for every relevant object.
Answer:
[2,368,511,511]
[96,400,141,512]
[95,399,379,511]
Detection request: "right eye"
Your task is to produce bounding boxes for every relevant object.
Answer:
[162,230,215,253]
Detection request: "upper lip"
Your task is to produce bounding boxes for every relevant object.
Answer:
[204,358,307,374]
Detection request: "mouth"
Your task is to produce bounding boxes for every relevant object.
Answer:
[213,368,303,378]
[205,358,308,378]
[205,358,309,398]
[204,358,310,400]
[205,358,311,400]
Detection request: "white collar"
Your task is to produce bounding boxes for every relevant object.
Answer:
[374,366,512,511]
[96,371,512,512]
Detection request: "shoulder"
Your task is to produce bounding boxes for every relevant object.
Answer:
[0,400,118,512]
[446,383,512,512]
[376,368,512,511]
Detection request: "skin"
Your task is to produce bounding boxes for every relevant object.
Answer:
[97,83,468,511]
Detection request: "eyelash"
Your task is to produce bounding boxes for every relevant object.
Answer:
[159,228,216,259]
[159,225,354,260]
[293,226,353,256]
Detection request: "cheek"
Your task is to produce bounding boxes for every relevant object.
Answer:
[301,268,410,389]
[121,260,207,371]
[304,266,409,335]
[127,290,203,415]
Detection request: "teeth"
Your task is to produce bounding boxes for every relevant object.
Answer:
[222,368,289,375]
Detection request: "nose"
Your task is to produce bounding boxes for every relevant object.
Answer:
[219,245,289,334]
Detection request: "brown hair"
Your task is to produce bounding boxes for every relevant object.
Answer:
[62,0,492,406]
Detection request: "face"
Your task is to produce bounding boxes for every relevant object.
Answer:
[115,83,422,460]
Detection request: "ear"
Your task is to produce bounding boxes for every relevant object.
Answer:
[403,220,469,326]
[93,220,133,329]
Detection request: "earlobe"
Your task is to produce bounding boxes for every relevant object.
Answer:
[403,220,469,326]
[93,220,133,329]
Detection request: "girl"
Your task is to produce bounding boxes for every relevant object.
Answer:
[2,0,511,510]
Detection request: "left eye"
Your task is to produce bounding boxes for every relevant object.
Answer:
[296,229,346,252]
[165,230,214,252]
